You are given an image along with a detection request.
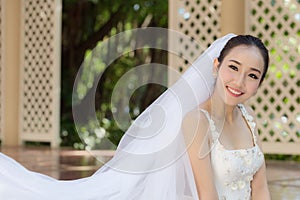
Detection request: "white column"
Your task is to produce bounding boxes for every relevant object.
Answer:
[2,0,21,146]
[221,0,246,35]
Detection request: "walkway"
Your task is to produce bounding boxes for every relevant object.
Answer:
[1,146,300,199]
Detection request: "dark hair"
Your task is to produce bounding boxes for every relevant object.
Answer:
[218,35,269,85]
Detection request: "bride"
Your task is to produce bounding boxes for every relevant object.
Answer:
[0,33,270,199]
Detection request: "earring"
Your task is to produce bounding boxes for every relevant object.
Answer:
[212,72,217,85]
[212,72,218,79]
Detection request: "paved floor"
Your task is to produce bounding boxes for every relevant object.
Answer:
[1,146,300,199]
[266,160,300,200]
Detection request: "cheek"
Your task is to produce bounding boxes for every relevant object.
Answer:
[246,81,260,93]
[218,67,233,82]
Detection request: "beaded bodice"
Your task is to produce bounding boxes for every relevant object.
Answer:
[201,104,264,200]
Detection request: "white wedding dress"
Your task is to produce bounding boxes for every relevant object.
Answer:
[200,104,264,200]
[0,33,264,200]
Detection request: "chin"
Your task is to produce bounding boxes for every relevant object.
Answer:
[223,96,248,106]
[224,101,240,107]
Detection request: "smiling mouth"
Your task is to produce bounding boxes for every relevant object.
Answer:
[226,86,244,97]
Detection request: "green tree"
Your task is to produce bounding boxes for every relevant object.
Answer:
[61,0,168,148]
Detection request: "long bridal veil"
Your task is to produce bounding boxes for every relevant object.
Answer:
[0,31,235,200]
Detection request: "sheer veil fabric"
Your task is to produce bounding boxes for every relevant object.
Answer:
[0,33,235,200]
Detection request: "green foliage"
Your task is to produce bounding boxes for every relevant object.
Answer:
[72,116,124,150]
[265,154,300,162]
[60,113,82,147]
[61,0,168,148]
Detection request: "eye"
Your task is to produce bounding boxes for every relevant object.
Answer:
[249,73,259,80]
[229,65,238,71]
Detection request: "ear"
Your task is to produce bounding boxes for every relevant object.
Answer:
[213,58,219,75]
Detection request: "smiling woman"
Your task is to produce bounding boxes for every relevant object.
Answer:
[184,35,271,199]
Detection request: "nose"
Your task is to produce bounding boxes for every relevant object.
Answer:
[235,73,245,87]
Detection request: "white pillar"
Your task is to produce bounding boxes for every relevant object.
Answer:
[221,0,246,35]
[2,0,21,146]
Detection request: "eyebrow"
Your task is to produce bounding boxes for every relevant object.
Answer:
[229,59,262,74]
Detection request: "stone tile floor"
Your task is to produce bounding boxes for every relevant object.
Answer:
[1,146,300,199]
[266,160,300,200]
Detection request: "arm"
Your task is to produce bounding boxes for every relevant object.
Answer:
[182,109,219,200]
[247,107,271,199]
[251,161,271,200]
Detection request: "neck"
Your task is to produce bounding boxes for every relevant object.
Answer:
[204,91,239,124]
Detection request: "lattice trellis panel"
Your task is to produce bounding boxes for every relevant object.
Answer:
[168,0,221,84]
[19,0,61,147]
[246,0,300,154]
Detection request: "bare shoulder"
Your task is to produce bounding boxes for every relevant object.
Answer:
[182,107,210,145]
[182,107,210,132]
[242,104,263,146]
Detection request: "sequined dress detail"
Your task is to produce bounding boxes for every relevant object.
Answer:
[201,104,264,200]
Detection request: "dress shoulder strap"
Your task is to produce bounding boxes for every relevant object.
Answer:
[198,108,220,141]
[237,104,258,144]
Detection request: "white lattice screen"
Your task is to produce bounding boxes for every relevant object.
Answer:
[168,0,221,84]
[19,0,61,147]
[246,0,300,154]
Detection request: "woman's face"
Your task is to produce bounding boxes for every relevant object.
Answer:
[213,45,265,106]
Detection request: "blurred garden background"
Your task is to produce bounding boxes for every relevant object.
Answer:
[60,0,169,149]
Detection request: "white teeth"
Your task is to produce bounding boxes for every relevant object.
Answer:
[228,87,242,95]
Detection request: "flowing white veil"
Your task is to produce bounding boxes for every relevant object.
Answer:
[0,31,235,200]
